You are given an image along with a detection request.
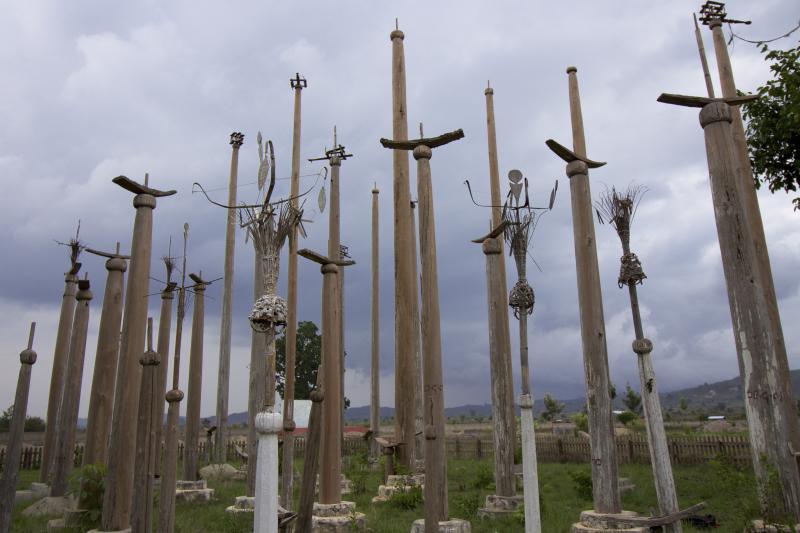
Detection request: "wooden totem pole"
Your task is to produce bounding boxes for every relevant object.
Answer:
[215,131,244,463]
[41,233,82,484]
[0,324,37,533]
[51,277,93,497]
[282,73,307,509]
[381,126,468,532]
[480,83,517,504]
[153,257,177,479]
[696,2,800,520]
[132,318,160,533]
[389,23,419,469]
[183,273,211,481]
[100,174,175,532]
[82,245,129,469]
[545,67,621,516]
[658,86,800,520]
[370,185,380,458]
[597,188,681,532]
[157,224,190,533]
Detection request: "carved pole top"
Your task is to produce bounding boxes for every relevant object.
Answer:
[290,73,307,90]
[85,246,131,260]
[298,248,356,267]
[229,132,244,148]
[380,128,465,151]
[188,272,211,289]
[113,175,177,198]
[471,220,512,243]
[545,139,606,168]
[20,322,37,365]
[656,92,757,109]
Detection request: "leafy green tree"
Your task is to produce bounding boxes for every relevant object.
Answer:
[679,397,688,413]
[276,321,349,409]
[0,405,12,431]
[0,405,46,432]
[622,383,642,415]
[741,42,800,210]
[540,393,565,422]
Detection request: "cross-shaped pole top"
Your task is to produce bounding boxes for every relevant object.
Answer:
[379,128,464,151]
[290,73,308,89]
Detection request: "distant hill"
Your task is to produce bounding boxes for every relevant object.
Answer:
[76,370,798,429]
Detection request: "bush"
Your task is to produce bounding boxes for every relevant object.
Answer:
[570,412,588,434]
[471,462,494,490]
[569,468,593,500]
[616,410,638,426]
[69,463,106,527]
[387,486,423,510]
[452,492,481,519]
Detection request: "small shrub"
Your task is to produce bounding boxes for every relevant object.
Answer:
[69,463,106,526]
[452,492,481,519]
[616,410,637,426]
[570,412,588,434]
[388,486,423,510]
[471,462,494,490]
[569,468,593,500]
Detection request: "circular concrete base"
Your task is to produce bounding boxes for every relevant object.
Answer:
[410,518,471,533]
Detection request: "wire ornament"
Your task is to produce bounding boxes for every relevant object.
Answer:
[595,185,648,288]
[55,220,85,275]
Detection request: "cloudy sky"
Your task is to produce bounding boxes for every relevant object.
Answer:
[1,1,798,420]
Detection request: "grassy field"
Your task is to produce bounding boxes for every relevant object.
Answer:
[9,454,763,532]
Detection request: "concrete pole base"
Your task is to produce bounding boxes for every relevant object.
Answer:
[571,511,648,532]
[311,501,366,532]
[226,495,256,513]
[22,496,74,517]
[372,474,425,503]
[747,520,800,533]
[409,518,471,532]
[86,528,131,533]
[175,479,215,502]
[477,494,523,518]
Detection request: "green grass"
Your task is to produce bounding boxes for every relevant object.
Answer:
[8,456,762,532]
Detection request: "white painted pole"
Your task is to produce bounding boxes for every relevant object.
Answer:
[254,411,282,533]
[519,393,541,533]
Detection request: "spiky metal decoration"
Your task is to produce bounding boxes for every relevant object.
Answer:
[596,185,647,288]
[194,133,307,333]
[501,170,556,318]
[55,221,86,275]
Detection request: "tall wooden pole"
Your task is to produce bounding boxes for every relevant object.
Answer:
[483,85,516,498]
[247,251,267,497]
[0,323,37,533]
[546,67,620,515]
[390,23,417,470]
[282,73,306,510]
[215,132,244,463]
[157,224,189,533]
[41,270,79,484]
[132,318,159,533]
[101,175,175,531]
[152,268,176,479]
[659,89,800,521]
[705,16,800,518]
[370,185,380,458]
[183,274,209,481]
[83,245,128,469]
[51,278,92,497]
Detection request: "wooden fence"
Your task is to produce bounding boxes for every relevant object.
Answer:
[1,434,752,472]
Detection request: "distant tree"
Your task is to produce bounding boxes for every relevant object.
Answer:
[0,405,46,432]
[25,416,45,432]
[541,393,565,422]
[276,321,349,408]
[622,383,642,415]
[617,411,637,426]
[741,42,800,211]
[679,397,688,413]
[570,412,588,434]
[610,383,617,400]
[0,405,12,431]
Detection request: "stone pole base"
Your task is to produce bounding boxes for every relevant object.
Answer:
[410,518,471,533]
[571,511,648,533]
[747,520,800,533]
[311,501,366,532]
[372,474,425,503]
[174,479,215,502]
[21,496,74,518]
[477,494,523,518]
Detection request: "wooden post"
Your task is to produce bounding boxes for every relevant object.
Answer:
[101,175,175,531]
[0,323,37,533]
[474,222,516,498]
[215,132,244,463]
[158,224,189,533]
[183,274,209,481]
[248,251,267,497]
[41,271,79,484]
[598,188,682,531]
[658,90,800,521]
[152,264,176,479]
[390,26,418,470]
[545,67,620,515]
[295,382,324,533]
[298,249,355,505]
[706,15,800,520]
[281,73,306,510]
[484,85,517,487]
[83,245,128,469]
[132,318,160,533]
[51,278,92,497]
[370,185,380,459]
